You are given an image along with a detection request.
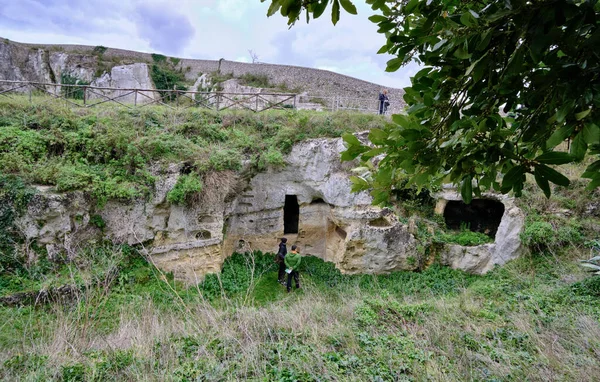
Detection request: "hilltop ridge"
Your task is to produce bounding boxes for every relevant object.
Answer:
[0,38,406,112]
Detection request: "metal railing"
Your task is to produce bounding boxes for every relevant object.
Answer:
[0,80,391,114]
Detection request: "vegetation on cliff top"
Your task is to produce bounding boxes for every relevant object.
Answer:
[0,98,385,206]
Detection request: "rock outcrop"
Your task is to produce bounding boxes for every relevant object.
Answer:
[434,190,526,274]
[0,40,157,102]
[90,63,158,104]
[15,137,421,283]
[14,137,525,283]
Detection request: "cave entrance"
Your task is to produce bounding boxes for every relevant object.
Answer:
[284,195,299,234]
[443,199,505,238]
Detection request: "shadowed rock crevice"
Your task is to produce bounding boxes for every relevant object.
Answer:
[444,199,505,238]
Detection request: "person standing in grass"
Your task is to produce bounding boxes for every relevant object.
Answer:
[284,245,301,292]
[275,238,288,285]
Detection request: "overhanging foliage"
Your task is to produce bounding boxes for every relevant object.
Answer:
[262,0,600,202]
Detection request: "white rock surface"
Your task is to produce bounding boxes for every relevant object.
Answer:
[90,63,157,104]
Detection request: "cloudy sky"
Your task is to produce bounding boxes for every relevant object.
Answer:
[0,0,420,88]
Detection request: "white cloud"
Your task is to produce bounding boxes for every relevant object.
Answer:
[0,0,419,88]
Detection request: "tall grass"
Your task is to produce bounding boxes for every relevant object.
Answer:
[1,245,599,381]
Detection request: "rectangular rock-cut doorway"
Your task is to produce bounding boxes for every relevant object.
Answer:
[284,195,299,234]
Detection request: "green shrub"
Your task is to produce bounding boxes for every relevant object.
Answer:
[436,229,493,246]
[238,73,271,88]
[572,276,600,296]
[0,174,35,272]
[170,57,181,66]
[60,73,89,100]
[61,363,87,382]
[521,220,556,249]
[90,214,106,230]
[207,148,242,171]
[257,147,285,170]
[521,217,584,251]
[150,65,187,101]
[93,45,107,56]
[151,53,167,63]
[198,251,275,299]
[167,175,203,205]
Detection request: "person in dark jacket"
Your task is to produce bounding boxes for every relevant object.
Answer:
[275,238,288,284]
[284,245,301,292]
[378,89,390,115]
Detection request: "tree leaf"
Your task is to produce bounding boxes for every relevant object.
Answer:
[582,122,600,145]
[546,125,574,148]
[501,165,525,190]
[342,133,362,147]
[575,108,591,120]
[461,175,473,204]
[267,0,282,16]
[312,0,328,18]
[386,57,404,72]
[587,176,600,190]
[361,147,386,159]
[392,113,410,127]
[377,44,389,54]
[339,0,357,15]
[368,128,388,145]
[331,0,340,25]
[460,12,477,27]
[404,0,419,13]
[534,166,551,198]
[454,46,471,59]
[368,15,388,23]
[582,160,600,179]
[535,152,574,165]
[535,164,570,187]
[570,132,588,161]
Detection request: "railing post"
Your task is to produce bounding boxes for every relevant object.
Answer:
[83,86,87,106]
[255,94,259,112]
[293,95,296,110]
[134,89,137,106]
[216,92,220,112]
[28,86,32,104]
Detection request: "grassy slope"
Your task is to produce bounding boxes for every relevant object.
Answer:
[0,97,385,205]
[0,97,600,381]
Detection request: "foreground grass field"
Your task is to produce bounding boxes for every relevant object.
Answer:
[1,246,599,381]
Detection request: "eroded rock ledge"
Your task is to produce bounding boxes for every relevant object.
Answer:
[16,137,524,283]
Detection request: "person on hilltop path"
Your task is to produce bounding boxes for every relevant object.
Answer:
[378,89,390,115]
[284,245,301,293]
[275,238,288,285]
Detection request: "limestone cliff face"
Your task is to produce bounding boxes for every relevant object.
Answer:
[14,137,525,283]
[0,40,156,101]
[15,137,421,283]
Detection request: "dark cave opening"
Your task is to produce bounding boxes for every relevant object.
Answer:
[284,195,299,234]
[443,199,505,238]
